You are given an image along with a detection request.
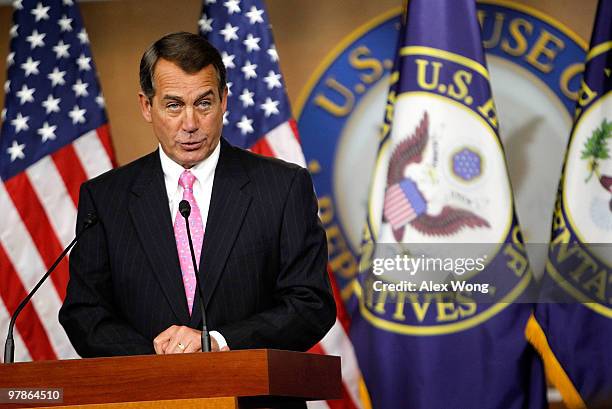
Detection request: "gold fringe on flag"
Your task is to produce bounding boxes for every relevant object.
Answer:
[525,314,586,409]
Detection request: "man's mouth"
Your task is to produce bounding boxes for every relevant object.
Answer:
[179,140,204,151]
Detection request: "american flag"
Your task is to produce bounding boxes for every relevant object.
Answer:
[383,179,427,230]
[199,0,304,164]
[200,1,367,408]
[0,0,114,362]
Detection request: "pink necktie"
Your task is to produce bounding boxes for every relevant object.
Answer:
[173,170,204,315]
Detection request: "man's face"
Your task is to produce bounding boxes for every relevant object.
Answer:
[139,58,227,168]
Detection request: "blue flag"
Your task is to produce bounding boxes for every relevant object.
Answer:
[528,1,612,407]
[350,1,546,407]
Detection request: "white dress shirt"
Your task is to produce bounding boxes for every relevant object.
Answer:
[158,143,228,350]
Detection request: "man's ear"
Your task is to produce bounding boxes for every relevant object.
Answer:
[138,92,153,123]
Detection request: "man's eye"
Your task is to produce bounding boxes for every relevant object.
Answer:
[166,103,181,111]
[197,100,212,109]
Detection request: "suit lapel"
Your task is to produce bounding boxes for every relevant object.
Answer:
[129,151,191,324]
[190,140,251,327]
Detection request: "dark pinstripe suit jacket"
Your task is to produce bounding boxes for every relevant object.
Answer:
[59,139,335,357]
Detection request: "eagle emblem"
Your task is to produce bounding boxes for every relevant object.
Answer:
[582,118,612,212]
[383,112,491,242]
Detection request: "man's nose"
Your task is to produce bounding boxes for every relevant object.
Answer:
[182,106,198,133]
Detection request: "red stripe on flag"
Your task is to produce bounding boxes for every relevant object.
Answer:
[385,200,411,214]
[96,124,117,167]
[331,388,360,409]
[309,342,325,355]
[328,266,351,333]
[250,137,276,158]
[288,118,302,144]
[0,244,57,360]
[4,174,69,300]
[51,143,88,207]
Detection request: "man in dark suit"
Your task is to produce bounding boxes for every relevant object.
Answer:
[59,32,335,356]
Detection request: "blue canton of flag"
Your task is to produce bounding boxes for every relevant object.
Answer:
[0,0,114,362]
[199,0,304,166]
[1,0,109,181]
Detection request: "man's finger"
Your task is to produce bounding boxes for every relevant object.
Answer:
[160,340,170,354]
[153,325,179,354]
[165,337,181,354]
[165,326,193,354]
[153,334,171,354]
[183,341,200,354]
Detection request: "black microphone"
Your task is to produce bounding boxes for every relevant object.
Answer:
[3,212,98,364]
[179,200,211,353]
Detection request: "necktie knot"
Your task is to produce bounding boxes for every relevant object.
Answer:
[179,170,196,191]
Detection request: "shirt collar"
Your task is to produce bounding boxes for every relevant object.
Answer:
[158,141,221,193]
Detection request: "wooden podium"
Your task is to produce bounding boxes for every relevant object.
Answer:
[0,349,341,409]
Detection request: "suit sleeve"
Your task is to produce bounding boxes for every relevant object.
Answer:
[217,167,336,351]
[59,183,154,357]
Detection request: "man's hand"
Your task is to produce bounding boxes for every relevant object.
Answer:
[153,326,228,354]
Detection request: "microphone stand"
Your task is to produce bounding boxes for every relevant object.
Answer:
[3,213,98,364]
[179,200,211,352]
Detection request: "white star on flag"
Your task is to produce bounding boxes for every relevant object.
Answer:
[42,94,61,114]
[199,15,213,32]
[53,40,71,59]
[77,54,91,71]
[7,140,26,161]
[37,121,57,142]
[260,97,279,117]
[10,24,18,38]
[31,2,50,22]
[58,14,73,31]
[48,67,67,86]
[220,23,239,42]
[21,57,40,77]
[226,81,233,96]
[267,46,278,62]
[224,0,241,14]
[236,115,254,135]
[245,6,264,24]
[77,28,89,44]
[63,0,74,5]
[95,94,105,108]
[263,71,281,90]
[12,0,23,10]
[11,112,29,133]
[7,52,15,66]
[16,84,35,105]
[239,88,255,108]
[243,34,261,52]
[26,29,45,49]
[4,80,10,93]
[72,79,89,97]
[241,60,257,79]
[68,105,87,124]
[221,51,235,69]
